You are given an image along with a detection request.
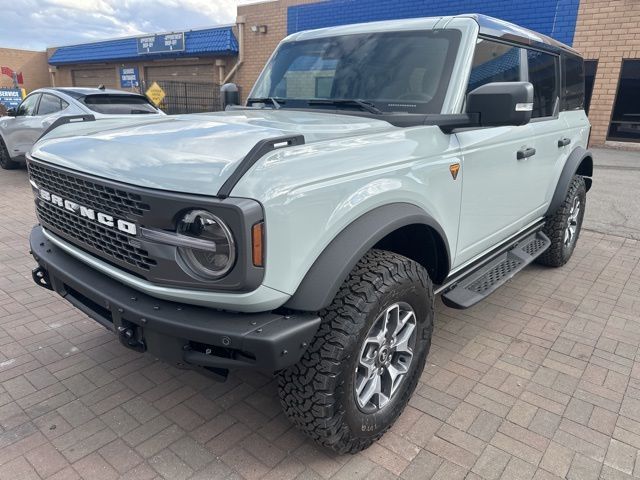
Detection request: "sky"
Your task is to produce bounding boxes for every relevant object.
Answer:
[1,0,255,50]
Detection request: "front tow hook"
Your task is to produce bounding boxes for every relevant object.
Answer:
[32,266,53,290]
[117,323,146,353]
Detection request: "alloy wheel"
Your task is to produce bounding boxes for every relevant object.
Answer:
[564,196,581,247]
[354,302,417,413]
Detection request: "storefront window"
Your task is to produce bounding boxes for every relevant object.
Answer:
[608,60,640,141]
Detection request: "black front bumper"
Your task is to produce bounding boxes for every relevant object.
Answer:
[30,226,320,376]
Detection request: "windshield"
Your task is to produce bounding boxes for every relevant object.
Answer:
[250,29,461,114]
[82,94,159,115]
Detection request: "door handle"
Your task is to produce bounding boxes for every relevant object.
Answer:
[558,137,571,147]
[517,147,536,160]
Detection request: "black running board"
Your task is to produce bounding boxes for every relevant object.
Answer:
[441,231,550,309]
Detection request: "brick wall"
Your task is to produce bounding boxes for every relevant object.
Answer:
[235,0,320,100]
[573,0,640,146]
[0,48,50,92]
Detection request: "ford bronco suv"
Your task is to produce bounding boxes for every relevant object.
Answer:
[27,14,592,453]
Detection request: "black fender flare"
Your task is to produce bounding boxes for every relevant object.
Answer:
[546,146,593,216]
[284,203,450,312]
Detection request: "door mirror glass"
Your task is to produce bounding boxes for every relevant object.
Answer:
[6,107,17,117]
[467,81,533,127]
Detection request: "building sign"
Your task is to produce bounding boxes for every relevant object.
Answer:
[0,88,24,111]
[145,81,166,106]
[137,32,185,54]
[119,67,139,88]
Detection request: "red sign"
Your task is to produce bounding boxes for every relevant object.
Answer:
[1,66,24,85]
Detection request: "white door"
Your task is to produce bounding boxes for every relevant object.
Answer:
[4,93,41,156]
[454,39,544,265]
[455,123,539,265]
[525,50,571,216]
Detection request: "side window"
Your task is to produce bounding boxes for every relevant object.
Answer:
[527,50,559,118]
[37,94,68,116]
[16,94,41,116]
[467,39,523,93]
[562,55,585,111]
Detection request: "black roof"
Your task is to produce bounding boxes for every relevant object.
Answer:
[463,14,581,57]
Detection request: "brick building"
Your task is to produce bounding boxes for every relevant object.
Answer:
[0,47,49,91]
[1,0,638,146]
[572,0,640,147]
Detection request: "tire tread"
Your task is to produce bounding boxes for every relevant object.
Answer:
[278,249,433,453]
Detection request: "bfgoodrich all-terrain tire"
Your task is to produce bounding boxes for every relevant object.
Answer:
[278,249,434,453]
[0,138,19,170]
[537,175,587,267]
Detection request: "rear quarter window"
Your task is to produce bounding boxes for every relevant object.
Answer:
[562,55,585,111]
[82,95,159,115]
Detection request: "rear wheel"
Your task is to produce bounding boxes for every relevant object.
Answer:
[537,175,586,267]
[278,249,434,453]
[0,138,18,170]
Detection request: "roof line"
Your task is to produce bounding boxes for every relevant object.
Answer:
[49,23,236,49]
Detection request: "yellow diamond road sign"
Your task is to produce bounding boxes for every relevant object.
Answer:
[145,81,165,106]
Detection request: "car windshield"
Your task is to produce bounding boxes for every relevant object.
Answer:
[250,29,461,114]
[81,94,159,115]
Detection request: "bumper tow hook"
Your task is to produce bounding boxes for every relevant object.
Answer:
[32,267,53,291]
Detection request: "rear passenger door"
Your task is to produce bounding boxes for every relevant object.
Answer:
[525,49,565,219]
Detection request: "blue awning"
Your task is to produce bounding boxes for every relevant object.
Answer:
[49,27,238,66]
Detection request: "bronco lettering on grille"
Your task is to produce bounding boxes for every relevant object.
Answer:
[37,188,138,235]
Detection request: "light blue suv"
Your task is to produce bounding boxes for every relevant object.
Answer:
[27,15,592,453]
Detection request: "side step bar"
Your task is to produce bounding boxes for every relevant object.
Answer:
[441,231,550,309]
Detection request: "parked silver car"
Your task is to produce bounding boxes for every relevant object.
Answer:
[0,87,164,169]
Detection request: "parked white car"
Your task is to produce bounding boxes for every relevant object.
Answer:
[0,87,164,169]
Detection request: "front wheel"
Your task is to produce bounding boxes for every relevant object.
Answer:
[0,138,19,170]
[278,249,434,453]
[537,175,586,267]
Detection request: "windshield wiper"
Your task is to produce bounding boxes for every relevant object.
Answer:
[307,99,383,114]
[247,97,282,109]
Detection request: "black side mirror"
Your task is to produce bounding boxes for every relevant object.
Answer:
[467,81,533,127]
[6,108,17,117]
[220,83,240,110]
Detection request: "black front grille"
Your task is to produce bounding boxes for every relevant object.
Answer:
[37,201,157,271]
[29,162,157,273]
[29,161,150,218]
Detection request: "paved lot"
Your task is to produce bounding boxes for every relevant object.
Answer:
[1,149,640,480]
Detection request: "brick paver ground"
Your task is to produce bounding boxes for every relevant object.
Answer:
[1,164,640,480]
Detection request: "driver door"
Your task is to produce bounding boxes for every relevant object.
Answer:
[454,39,542,266]
[4,93,41,157]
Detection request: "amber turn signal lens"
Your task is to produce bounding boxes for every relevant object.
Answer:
[252,222,264,267]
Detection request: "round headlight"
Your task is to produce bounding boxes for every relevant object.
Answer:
[176,210,236,279]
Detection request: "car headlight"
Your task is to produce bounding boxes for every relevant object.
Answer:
[176,210,236,279]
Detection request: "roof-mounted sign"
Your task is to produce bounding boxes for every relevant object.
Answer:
[137,32,185,54]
